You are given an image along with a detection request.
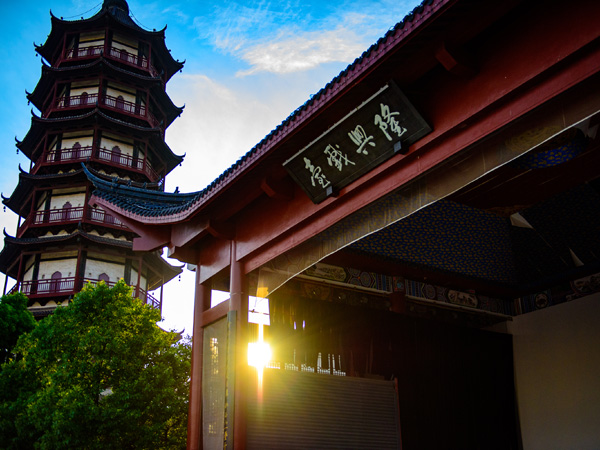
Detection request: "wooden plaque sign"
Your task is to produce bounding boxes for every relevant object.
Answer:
[284,82,431,204]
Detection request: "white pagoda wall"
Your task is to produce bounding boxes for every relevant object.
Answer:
[111,32,139,55]
[78,31,104,50]
[100,132,135,158]
[61,131,94,149]
[45,191,86,211]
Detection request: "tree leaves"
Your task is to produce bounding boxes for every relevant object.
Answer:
[0,281,190,449]
[0,292,36,365]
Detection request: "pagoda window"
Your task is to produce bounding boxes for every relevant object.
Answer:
[50,271,62,293]
[61,202,72,221]
[111,146,122,164]
[72,142,82,159]
[62,132,94,156]
[104,82,138,115]
[68,80,99,107]
[98,273,110,284]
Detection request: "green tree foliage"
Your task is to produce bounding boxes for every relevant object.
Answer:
[0,292,36,366]
[0,281,190,449]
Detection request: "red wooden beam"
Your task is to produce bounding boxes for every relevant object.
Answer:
[237,43,600,275]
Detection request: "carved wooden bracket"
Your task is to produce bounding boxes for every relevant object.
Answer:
[435,42,476,77]
[206,219,234,240]
[260,175,294,201]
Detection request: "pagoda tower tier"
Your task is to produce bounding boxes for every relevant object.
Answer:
[17,109,183,185]
[27,58,183,131]
[0,0,184,316]
[0,229,180,318]
[35,0,183,83]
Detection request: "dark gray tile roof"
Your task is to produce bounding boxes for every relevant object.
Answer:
[85,165,203,218]
[3,228,133,248]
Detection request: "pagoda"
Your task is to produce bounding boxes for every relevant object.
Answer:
[0,0,184,317]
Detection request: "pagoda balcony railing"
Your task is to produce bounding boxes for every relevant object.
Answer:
[12,277,160,309]
[55,92,98,109]
[52,93,160,128]
[17,206,127,236]
[39,145,161,181]
[63,44,159,77]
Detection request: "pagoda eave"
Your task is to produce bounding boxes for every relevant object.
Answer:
[28,58,169,111]
[38,9,182,81]
[3,167,89,216]
[18,108,172,160]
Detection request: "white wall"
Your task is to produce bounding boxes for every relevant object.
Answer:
[46,193,86,210]
[79,31,105,49]
[84,259,124,283]
[38,258,77,279]
[70,79,99,98]
[510,294,600,450]
[60,134,94,150]
[111,32,138,54]
[100,135,134,156]
[106,82,136,104]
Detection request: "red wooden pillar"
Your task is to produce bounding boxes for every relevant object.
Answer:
[92,126,99,160]
[61,32,67,61]
[147,41,153,75]
[16,253,26,291]
[3,271,8,295]
[136,256,142,300]
[230,241,249,450]
[187,272,211,450]
[74,243,84,292]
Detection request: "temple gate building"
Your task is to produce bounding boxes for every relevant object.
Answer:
[87,0,599,449]
[0,0,183,316]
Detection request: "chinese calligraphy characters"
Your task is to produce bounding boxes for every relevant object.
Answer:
[374,103,407,141]
[284,83,431,204]
[348,125,375,155]
[304,157,331,188]
[324,144,356,171]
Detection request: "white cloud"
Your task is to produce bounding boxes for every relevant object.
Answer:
[164,73,302,193]
[161,6,190,24]
[236,27,366,76]
[191,1,405,76]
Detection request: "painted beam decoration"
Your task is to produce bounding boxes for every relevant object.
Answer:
[284,82,431,203]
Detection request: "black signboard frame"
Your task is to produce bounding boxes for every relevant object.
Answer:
[283,81,431,204]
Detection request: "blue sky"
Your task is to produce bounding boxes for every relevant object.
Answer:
[0,0,421,333]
